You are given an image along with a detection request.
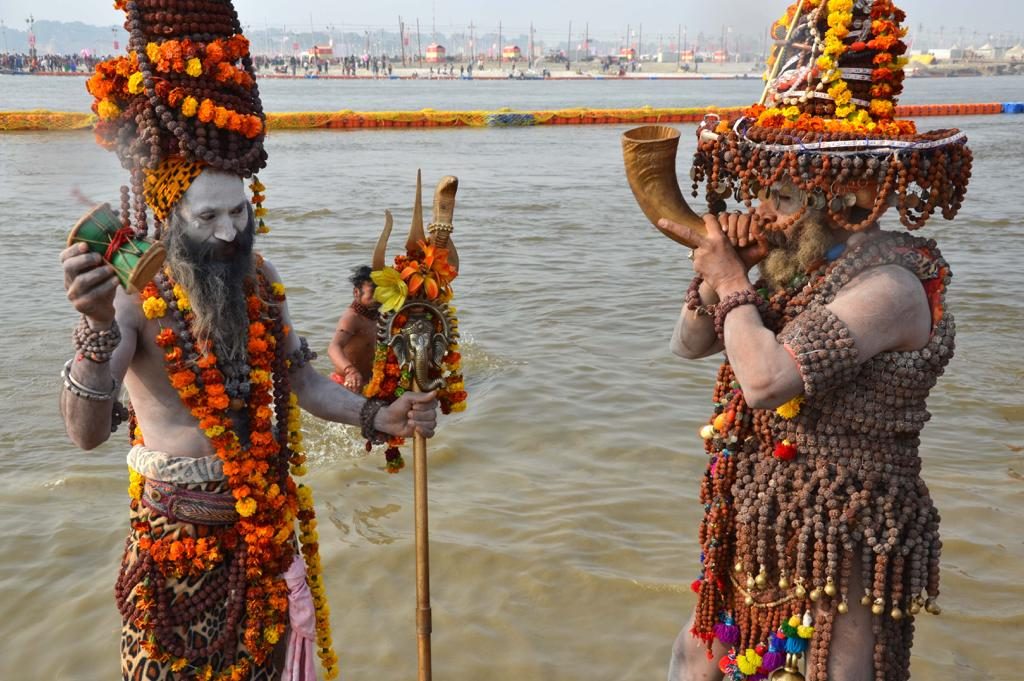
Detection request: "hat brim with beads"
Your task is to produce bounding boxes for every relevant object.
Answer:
[690,0,972,232]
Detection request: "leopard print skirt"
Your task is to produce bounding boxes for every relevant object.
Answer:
[118,487,281,681]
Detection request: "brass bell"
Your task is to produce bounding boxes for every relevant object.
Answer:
[824,578,837,598]
[735,561,744,574]
[779,574,791,590]
[809,587,822,602]
[837,601,849,615]
[891,606,903,620]
[871,598,885,616]
[745,595,755,606]
[768,653,806,681]
[795,583,807,599]
[747,575,756,590]
[925,599,942,615]
[909,598,922,615]
[755,569,768,590]
[860,593,872,606]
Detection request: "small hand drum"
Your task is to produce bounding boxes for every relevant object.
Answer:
[67,204,166,294]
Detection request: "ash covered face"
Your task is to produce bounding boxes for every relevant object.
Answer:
[164,170,257,362]
[754,181,837,291]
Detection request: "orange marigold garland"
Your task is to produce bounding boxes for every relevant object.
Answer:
[126,264,339,679]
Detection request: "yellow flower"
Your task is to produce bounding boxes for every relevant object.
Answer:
[272,282,286,296]
[127,71,145,94]
[180,96,198,117]
[782,106,801,121]
[797,624,815,638]
[235,496,257,517]
[128,467,144,500]
[291,464,308,476]
[145,42,160,64]
[250,369,271,385]
[97,99,121,119]
[204,425,225,437]
[371,267,408,313]
[142,296,167,319]
[171,658,188,672]
[172,284,191,311]
[264,627,280,645]
[254,206,267,218]
[776,395,805,419]
[185,57,203,77]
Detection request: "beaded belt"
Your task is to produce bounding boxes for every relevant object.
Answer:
[141,478,239,526]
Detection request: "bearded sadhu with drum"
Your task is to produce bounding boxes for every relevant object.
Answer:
[623,1,969,680]
[58,1,438,679]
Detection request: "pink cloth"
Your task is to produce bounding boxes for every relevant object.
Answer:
[281,556,318,681]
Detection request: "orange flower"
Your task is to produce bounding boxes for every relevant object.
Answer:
[197,98,216,123]
[170,370,196,389]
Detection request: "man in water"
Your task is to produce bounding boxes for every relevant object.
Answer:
[653,2,970,679]
[60,168,437,680]
[328,265,380,393]
[62,4,436,678]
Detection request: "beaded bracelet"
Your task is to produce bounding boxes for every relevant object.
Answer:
[360,398,389,445]
[72,315,122,363]
[61,358,119,401]
[713,289,770,340]
[286,336,317,369]
[685,276,715,318]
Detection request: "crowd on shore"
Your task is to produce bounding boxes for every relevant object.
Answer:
[0,52,114,73]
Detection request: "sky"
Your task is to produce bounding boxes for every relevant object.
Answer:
[2,0,1022,42]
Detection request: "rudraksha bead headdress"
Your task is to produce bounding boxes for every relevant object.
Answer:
[691,0,972,232]
[86,0,268,236]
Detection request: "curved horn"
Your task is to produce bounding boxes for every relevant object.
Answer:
[621,125,706,247]
[372,209,394,271]
[430,175,459,271]
[406,169,426,251]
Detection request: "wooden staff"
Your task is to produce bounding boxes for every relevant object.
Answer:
[412,372,432,681]
[411,175,458,681]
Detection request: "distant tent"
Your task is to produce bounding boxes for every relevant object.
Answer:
[426,43,446,63]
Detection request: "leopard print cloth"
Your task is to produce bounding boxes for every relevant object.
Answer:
[118,483,281,681]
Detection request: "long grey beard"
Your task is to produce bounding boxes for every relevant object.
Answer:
[163,216,256,363]
[759,213,836,292]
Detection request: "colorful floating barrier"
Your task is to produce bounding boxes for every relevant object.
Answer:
[0,102,1017,132]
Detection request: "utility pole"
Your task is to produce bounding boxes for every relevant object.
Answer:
[677,24,682,66]
[1,20,8,54]
[468,21,475,64]
[638,23,643,60]
[416,18,422,67]
[584,22,589,60]
[528,22,534,69]
[399,17,406,66]
[25,14,36,62]
[498,20,502,69]
[567,20,572,69]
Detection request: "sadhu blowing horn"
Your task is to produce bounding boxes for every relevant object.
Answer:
[621,125,707,248]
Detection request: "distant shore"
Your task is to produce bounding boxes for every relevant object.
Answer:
[4,58,1023,80]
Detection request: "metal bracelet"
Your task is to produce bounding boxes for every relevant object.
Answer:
[61,358,118,401]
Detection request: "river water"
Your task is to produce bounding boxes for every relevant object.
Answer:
[0,75,1022,681]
